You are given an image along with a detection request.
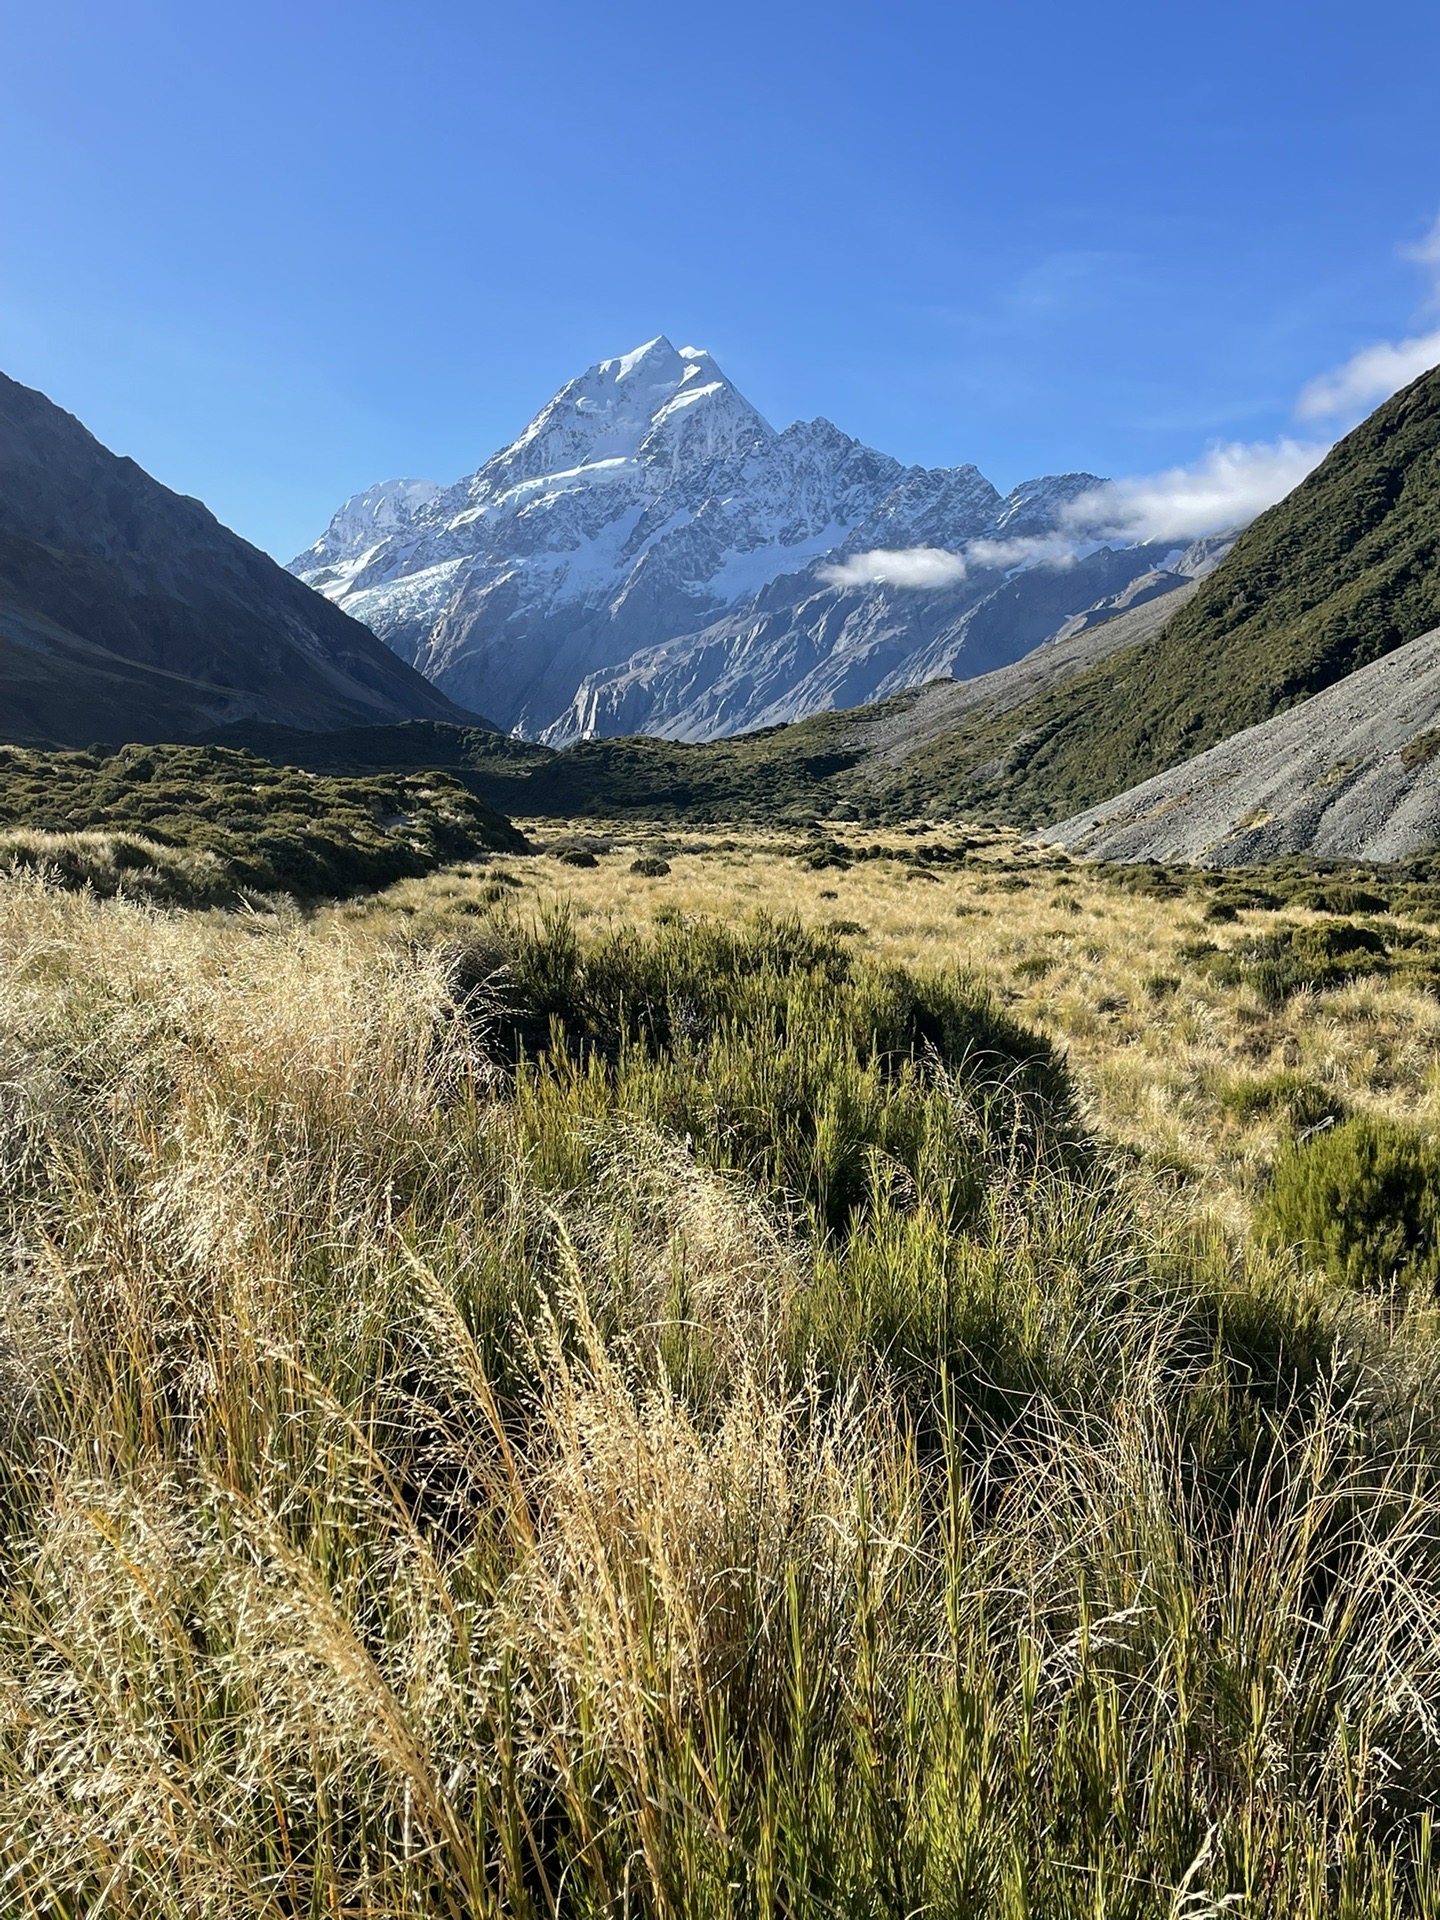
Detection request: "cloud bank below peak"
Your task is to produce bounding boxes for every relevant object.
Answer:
[830,210,1440,596]
[822,438,1328,593]
[820,546,969,590]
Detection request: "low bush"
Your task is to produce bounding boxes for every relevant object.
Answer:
[447,909,1077,1240]
[1198,919,1392,1004]
[1255,1114,1440,1290]
[0,742,525,903]
[1218,1069,1349,1135]
[1013,953,1056,981]
[630,854,672,876]
[1291,881,1390,915]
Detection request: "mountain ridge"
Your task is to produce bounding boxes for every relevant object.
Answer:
[897,363,1440,829]
[291,336,1189,744]
[0,372,483,747]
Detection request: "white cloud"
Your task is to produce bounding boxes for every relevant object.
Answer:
[1295,211,1440,420]
[820,546,968,590]
[820,217,1440,596]
[1059,439,1328,545]
[964,533,1083,571]
[820,441,1325,595]
[1404,211,1440,278]
[1296,330,1440,420]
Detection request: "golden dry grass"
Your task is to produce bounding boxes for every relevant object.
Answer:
[342,822,1440,1232]
[3,854,1440,1913]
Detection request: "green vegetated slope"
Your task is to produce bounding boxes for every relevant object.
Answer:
[0,741,526,904]
[214,711,878,822]
[908,363,1440,824]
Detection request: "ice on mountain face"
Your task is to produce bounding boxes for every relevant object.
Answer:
[290,338,1126,742]
[294,478,441,576]
[470,336,772,497]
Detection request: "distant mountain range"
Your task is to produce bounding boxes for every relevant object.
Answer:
[236,364,1440,863]
[290,336,1218,744]
[0,372,480,747]
[9,342,1440,875]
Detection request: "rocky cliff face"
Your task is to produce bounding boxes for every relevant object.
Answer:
[293,336,1182,742]
[0,372,479,747]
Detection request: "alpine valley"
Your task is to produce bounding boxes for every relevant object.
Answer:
[290,336,1227,744]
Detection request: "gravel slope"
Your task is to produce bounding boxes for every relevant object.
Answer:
[1038,624,1440,864]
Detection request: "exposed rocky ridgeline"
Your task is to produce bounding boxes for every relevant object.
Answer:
[291,336,1207,742]
[0,372,481,748]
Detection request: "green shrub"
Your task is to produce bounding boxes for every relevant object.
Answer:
[1255,1116,1440,1290]
[0,742,526,904]
[1013,954,1055,981]
[447,909,1078,1239]
[1201,920,1391,1005]
[1218,1071,1348,1134]
[1292,882,1390,915]
[630,855,672,876]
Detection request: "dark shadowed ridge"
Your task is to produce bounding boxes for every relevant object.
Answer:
[0,371,490,747]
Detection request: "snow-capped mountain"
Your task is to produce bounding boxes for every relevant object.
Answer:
[290,337,1182,742]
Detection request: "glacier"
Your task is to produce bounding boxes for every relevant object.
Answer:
[289,336,1203,742]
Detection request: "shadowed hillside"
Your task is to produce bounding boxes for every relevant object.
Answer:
[0,372,485,746]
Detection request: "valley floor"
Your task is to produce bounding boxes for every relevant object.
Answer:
[345,821,1440,1231]
[5,827,1440,1915]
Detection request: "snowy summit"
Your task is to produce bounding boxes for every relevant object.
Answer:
[290,338,1208,742]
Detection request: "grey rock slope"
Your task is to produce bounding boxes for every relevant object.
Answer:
[554,545,1205,746]
[850,579,1203,773]
[1039,624,1440,865]
[0,372,478,747]
[293,336,1190,744]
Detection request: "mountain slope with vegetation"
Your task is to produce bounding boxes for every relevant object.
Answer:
[1039,620,1440,865]
[914,363,1440,824]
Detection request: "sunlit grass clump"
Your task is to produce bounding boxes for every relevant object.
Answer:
[3,876,1440,1914]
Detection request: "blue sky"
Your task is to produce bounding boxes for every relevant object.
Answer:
[3,0,1439,560]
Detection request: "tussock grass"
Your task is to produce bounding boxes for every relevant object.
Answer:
[0,741,526,905]
[412,825,1440,1224]
[4,873,1440,1912]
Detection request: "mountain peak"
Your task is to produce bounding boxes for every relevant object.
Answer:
[473,337,771,494]
[290,340,1145,745]
[298,477,439,568]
